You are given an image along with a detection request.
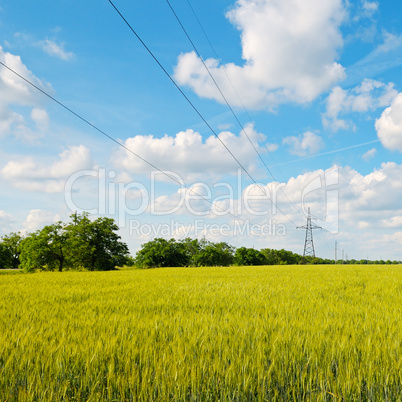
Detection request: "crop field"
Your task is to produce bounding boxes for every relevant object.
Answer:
[0,265,401,401]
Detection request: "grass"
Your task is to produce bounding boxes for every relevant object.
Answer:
[0,265,401,401]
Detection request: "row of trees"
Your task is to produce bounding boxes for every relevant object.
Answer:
[134,238,235,268]
[1,219,400,271]
[133,238,336,268]
[133,238,401,268]
[0,213,129,272]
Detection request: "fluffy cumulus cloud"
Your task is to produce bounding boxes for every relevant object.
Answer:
[137,162,402,258]
[0,46,52,141]
[112,124,267,180]
[375,93,402,152]
[0,46,51,106]
[323,79,398,131]
[1,145,93,193]
[122,162,402,258]
[174,0,346,110]
[283,132,324,156]
[22,209,61,234]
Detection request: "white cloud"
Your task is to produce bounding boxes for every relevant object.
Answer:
[380,231,402,246]
[38,39,74,61]
[1,145,93,193]
[0,104,23,136]
[266,143,278,152]
[0,211,15,235]
[0,104,45,142]
[375,93,402,152]
[361,1,378,18]
[283,132,324,157]
[217,123,233,131]
[174,0,346,110]
[362,148,376,161]
[0,46,53,141]
[31,108,49,130]
[323,79,398,131]
[22,209,60,234]
[125,162,402,259]
[112,123,267,180]
[381,216,402,229]
[0,45,51,106]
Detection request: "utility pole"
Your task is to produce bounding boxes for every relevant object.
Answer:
[297,207,321,263]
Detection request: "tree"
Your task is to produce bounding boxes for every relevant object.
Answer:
[0,242,13,269]
[134,238,236,268]
[1,232,23,268]
[192,241,234,267]
[19,223,68,272]
[134,238,189,268]
[66,213,129,271]
[234,247,267,266]
[19,213,129,272]
[260,248,281,265]
[180,237,203,266]
[41,223,68,271]
[260,248,303,265]
[19,231,46,272]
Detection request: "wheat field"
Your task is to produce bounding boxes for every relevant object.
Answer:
[0,265,401,401]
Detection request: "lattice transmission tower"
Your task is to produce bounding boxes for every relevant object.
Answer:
[297,207,321,262]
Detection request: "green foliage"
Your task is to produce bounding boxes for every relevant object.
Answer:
[234,247,266,266]
[20,232,46,273]
[0,242,13,269]
[180,237,203,266]
[123,255,136,267]
[134,238,189,268]
[134,238,235,268]
[0,232,23,268]
[192,241,235,267]
[66,213,129,271]
[20,223,69,273]
[0,265,400,400]
[261,248,303,265]
[19,213,129,272]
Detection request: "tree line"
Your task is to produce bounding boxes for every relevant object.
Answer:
[132,238,400,268]
[0,215,400,271]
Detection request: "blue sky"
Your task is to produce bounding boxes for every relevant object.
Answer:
[1,0,402,260]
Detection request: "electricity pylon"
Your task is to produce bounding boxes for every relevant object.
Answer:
[297,207,321,262]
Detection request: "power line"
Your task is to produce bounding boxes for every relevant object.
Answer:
[0,62,177,186]
[184,0,259,136]
[165,0,277,181]
[108,0,297,226]
[178,0,304,218]
[0,60,249,224]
